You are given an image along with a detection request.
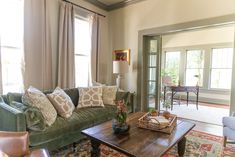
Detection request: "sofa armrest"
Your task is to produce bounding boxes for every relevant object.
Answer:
[223,116,235,131]
[0,102,26,131]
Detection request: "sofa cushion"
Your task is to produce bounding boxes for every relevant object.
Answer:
[102,86,117,105]
[77,87,104,108]
[47,87,75,118]
[10,101,47,131]
[22,86,57,126]
[29,105,116,147]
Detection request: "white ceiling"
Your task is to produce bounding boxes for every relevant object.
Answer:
[97,0,125,6]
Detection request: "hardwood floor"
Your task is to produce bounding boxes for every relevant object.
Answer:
[180,118,223,136]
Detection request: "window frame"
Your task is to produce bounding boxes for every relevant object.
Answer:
[162,43,233,93]
[74,15,92,87]
[0,0,24,94]
[209,47,233,90]
[185,49,205,87]
[163,51,181,85]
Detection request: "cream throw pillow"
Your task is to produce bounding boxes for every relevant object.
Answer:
[47,87,75,118]
[102,86,117,105]
[77,87,104,108]
[22,86,57,126]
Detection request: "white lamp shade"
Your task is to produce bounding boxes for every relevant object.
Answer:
[113,61,129,74]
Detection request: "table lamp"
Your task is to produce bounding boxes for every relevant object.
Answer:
[113,61,129,89]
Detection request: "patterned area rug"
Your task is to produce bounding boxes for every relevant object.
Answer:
[51,130,235,157]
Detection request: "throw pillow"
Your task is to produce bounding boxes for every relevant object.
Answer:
[22,86,57,126]
[10,101,47,131]
[47,87,75,118]
[77,87,104,108]
[102,86,118,105]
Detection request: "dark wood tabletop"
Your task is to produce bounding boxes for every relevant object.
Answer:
[81,112,195,157]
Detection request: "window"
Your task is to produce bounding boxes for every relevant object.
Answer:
[210,48,233,89]
[164,51,180,84]
[74,17,91,87]
[0,0,24,94]
[185,50,204,86]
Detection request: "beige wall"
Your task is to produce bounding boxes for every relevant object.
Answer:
[109,0,235,92]
[162,26,234,48]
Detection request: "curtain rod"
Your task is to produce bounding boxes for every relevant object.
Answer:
[63,0,106,18]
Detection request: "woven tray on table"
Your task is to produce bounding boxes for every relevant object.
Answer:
[138,112,177,134]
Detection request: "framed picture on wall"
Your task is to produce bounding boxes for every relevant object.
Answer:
[113,49,130,65]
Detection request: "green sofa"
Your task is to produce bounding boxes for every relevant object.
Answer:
[0,88,134,151]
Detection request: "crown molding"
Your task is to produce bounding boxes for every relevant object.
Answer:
[107,0,147,11]
[86,0,147,11]
[85,0,109,10]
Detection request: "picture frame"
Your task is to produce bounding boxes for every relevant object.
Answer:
[113,49,130,65]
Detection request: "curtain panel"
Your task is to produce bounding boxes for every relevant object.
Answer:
[57,2,75,88]
[24,0,53,90]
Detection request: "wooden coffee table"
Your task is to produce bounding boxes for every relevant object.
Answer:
[81,112,195,157]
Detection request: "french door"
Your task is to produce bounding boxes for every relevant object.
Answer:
[145,36,162,110]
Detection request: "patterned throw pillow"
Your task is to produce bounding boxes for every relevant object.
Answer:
[47,87,75,118]
[22,86,57,126]
[77,87,104,108]
[102,86,117,105]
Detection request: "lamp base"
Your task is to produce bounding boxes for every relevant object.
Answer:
[116,74,124,89]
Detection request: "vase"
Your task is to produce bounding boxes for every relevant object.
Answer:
[112,119,130,134]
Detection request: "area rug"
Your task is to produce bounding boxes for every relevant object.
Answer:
[51,130,235,157]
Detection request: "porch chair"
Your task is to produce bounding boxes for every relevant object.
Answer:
[0,131,50,157]
[223,113,235,147]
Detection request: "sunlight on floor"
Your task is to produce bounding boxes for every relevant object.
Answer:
[150,102,229,125]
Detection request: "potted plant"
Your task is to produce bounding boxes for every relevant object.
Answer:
[149,108,158,116]
[112,100,129,134]
[162,98,171,119]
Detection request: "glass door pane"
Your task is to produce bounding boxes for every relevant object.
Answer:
[146,36,161,110]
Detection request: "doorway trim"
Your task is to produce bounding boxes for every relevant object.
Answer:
[137,14,235,112]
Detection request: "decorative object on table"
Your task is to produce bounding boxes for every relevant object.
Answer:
[162,98,171,119]
[112,100,130,134]
[149,108,158,116]
[113,49,130,65]
[113,61,129,89]
[138,112,177,134]
[162,110,171,120]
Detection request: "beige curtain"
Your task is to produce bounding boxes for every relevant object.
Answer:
[96,16,109,84]
[57,2,75,88]
[90,14,99,83]
[24,0,53,90]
